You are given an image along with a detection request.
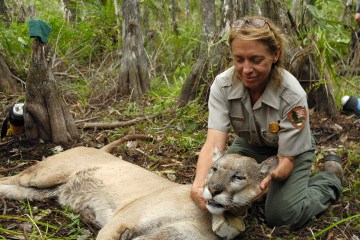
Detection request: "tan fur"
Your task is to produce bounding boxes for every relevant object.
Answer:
[0,138,277,240]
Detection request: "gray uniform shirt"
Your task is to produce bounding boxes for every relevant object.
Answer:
[208,66,312,157]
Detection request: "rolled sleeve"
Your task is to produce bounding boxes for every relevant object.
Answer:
[208,80,230,133]
[278,97,312,157]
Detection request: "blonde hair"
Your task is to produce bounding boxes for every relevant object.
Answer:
[228,16,288,86]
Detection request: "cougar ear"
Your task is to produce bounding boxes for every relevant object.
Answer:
[212,147,224,163]
[259,156,278,176]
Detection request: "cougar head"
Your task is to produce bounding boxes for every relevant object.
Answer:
[203,149,278,215]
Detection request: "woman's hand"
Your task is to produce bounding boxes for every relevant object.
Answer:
[191,129,228,211]
[260,156,294,190]
[191,186,208,211]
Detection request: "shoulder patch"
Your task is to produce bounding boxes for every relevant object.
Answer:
[287,106,307,129]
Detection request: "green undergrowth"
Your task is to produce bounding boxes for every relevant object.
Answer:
[106,75,208,156]
[0,200,90,239]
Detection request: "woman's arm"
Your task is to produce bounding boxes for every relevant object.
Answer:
[191,129,228,210]
[260,155,294,190]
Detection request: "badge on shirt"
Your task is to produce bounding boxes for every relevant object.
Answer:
[287,106,307,129]
[268,121,280,133]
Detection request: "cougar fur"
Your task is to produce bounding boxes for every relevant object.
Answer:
[0,135,277,240]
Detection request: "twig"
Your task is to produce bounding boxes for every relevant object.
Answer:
[11,73,26,86]
[0,139,15,146]
[81,114,158,129]
[317,133,337,144]
[24,214,42,239]
[75,116,100,124]
[339,75,360,91]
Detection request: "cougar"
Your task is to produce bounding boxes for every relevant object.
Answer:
[0,135,277,240]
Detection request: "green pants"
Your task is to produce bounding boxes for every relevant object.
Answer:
[227,137,343,229]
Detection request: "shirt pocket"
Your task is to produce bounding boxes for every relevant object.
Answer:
[230,115,250,140]
[260,130,279,147]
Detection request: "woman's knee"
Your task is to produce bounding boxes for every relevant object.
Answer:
[265,205,308,229]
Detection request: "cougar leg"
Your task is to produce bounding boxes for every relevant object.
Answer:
[0,161,72,188]
[132,221,218,240]
[0,184,57,200]
[96,222,134,240]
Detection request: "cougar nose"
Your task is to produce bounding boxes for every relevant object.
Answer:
[209,184,223,196]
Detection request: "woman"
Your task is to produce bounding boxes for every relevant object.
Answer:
[191,16,343,229]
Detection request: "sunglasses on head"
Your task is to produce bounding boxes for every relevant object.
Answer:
[231,18,270,29]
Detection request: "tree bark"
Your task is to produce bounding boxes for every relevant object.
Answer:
[178,0,260,107]
[0,53,19,94]
[170,0,178,34]
[219,0,237,37]
[24,38,78,145]
[286,1,338,116]
[177,0,228,107]
[114,0,121,25]
[0,0,10,26]
[63,0,78,22]
[288,46,336,114]
[118,0,150,100]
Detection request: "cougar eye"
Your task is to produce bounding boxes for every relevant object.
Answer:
[232,174,246,181]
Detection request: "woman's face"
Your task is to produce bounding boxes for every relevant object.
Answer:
[231,38,279,91]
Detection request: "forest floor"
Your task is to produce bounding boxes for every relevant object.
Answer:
[0,95,359,240]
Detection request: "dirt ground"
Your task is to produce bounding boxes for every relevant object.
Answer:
[0,97,359,239]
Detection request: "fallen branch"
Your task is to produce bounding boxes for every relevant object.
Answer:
[0,139,15,146]
[317,133,337,144]
[75,116,100,124]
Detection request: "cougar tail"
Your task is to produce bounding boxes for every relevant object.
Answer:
[100,134,153,153]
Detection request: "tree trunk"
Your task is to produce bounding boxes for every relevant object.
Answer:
[170,0,178,34]
[288,46,337,114]
[10,1,35,22]
[345,1,360,74]
[118,0,150,100]
[178,0,262,107]
[114,0,120,25]
[0,53,19,94]
[286,1,338,116]
[0,0,10,26]
[177,0,228,107]
[24,38,78,145]
[219,0,237,37]
[201,0,217,43]
[261,0,291,30]
[63,0,78,22]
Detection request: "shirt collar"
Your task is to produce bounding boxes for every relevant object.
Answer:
[227,70,280,110]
